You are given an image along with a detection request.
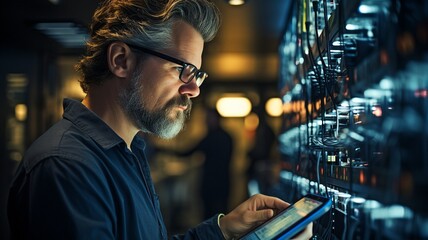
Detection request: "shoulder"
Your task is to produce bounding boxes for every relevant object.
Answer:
[22,119,101,174]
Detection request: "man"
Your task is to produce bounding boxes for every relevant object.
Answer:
[7,0,312,239]
[176,108,233,219]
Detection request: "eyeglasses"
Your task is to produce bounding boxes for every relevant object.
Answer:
[127,43,208,87]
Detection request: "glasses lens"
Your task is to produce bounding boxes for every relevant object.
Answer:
[195,72,207,87]
[179,64,207,87]
[180,64,197,83]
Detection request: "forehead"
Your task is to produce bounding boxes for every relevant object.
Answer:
[167,20,204,67]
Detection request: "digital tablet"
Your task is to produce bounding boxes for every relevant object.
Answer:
[239,193,332,240]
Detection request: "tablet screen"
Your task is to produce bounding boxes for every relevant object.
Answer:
[241,196,323,240]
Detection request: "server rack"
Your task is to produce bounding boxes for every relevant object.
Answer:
[276,0,428,239]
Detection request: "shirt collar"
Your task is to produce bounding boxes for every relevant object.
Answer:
[62,98,136,150]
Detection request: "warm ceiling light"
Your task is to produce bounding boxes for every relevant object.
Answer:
[228,0,245,6]
[15,104,28,121]
[265,98,283,117]
[216,97,252,117]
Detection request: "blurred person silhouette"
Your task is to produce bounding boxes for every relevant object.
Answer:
[7,0,313,239]
[179,107,233,219]
[246,106,279,196]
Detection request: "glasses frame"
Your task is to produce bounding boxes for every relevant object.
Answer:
[126,43,207,87]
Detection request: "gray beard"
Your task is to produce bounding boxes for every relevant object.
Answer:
[118,66,192,139]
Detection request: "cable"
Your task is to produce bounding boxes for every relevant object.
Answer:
[316,152,321,194]
[305,22,323,87]
[312,0,328,72]
[323,0,332,69]
[313,0,338,112]
[321,207,333,239]
[341,197,350,240]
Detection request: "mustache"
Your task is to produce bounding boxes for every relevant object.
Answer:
[166,95,192,110]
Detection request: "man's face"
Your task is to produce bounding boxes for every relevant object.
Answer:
[120,21,204,139]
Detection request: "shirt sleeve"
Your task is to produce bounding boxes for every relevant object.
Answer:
[26,156,115,240]
[171,214,225,240]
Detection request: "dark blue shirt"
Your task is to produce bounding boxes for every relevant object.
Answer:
[7,98,224,240]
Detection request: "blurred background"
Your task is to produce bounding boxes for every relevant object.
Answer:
[0,0,288,238]
[1,0,428,239]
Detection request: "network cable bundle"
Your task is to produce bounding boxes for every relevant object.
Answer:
[276,0,428,239]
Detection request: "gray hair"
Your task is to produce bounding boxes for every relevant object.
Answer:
[76,0,221,93]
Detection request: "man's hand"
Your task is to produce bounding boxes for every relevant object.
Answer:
[218,194,313,240]
[290,222,313,240]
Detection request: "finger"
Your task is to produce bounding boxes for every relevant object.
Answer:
[256,195,290,210]
[246,209,275,223]
[291,223,313,240]
[303,222,313,237]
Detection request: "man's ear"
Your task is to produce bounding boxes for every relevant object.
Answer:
[107,42,134,78]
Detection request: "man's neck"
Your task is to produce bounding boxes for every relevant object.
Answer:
[82,83,139,149]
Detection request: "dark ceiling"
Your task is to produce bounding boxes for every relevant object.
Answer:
[1,0,291,82]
